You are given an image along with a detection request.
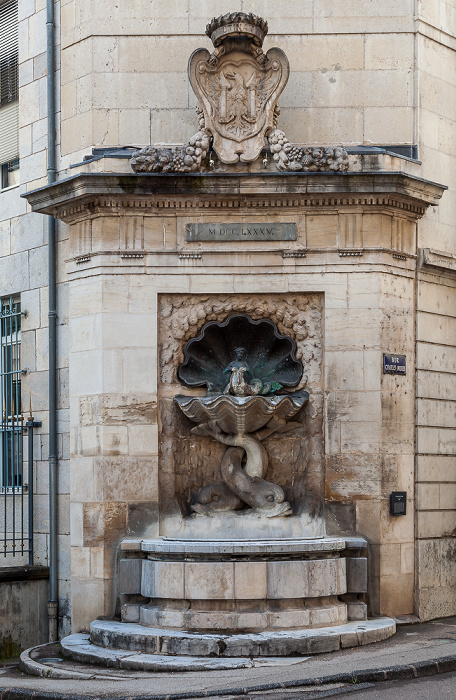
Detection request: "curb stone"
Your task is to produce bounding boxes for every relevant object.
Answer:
[1,653,455,699]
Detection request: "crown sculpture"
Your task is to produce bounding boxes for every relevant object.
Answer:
[131,12,350,173]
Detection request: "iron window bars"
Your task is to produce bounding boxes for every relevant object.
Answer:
[0,297,40,563]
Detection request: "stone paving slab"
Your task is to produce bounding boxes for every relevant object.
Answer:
[0,617,455,699]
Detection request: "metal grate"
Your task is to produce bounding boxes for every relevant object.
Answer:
[0,297,40,563]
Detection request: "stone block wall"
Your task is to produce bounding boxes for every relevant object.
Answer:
[416,272,456,620]
[323,270,416,616]
[58,0,417,164]
[0,0,71,636]
[68,272,160,629]
[413,1,456,622]
[417,1,456,256]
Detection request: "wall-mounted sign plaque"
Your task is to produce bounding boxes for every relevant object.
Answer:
[186,223,297,242]
[383,354,406,375]
[390,492,407,516]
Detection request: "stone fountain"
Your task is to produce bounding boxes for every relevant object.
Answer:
[57,11,398,670]
[61,314,395,668]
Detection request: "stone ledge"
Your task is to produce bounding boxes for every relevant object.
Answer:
[0,565,49,583]
[420,248,456,276]
[137,600,347,631]
[129,536,347,556]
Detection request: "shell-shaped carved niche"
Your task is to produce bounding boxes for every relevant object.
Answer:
[177,314,303,393]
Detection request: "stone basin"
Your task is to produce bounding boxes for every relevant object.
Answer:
[174,390,309,434]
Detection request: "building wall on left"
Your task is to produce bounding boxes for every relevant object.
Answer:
[0,571,49,657]
[0,0,71,636]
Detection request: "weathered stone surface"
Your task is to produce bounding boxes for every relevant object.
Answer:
[267,561,309,599]
[234,562,267,600]
[119,536,354,633]
[141,560,185,599]
[189,13,288,165]
[131,130,211,173]
[186,222,297,242]
[119,559,142,595]
[121,603,141,623]
[184,562,234,601]
[268,130,349,172]
[346,557,368,593]
[346,601,368,621]
[61,634,253,670]
[176,391,305,518]
[80,617,395,659]
[139,537,346,555]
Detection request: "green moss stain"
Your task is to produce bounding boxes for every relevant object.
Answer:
[0,636,23,659]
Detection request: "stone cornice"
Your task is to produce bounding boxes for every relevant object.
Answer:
[23,171,446,222]
[419,248,456,277]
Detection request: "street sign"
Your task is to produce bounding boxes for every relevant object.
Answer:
[383,354,406,375]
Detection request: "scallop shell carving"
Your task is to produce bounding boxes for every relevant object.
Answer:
[175,392,309,434]
[177,314,303,393]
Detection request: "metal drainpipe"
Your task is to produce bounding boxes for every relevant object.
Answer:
[46,0,58,642]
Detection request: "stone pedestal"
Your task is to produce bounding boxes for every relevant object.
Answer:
[120,537,353,633]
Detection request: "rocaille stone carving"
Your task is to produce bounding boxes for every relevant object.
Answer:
[130,12,349,173]
[159,294,320,387]
[174,315,309,518]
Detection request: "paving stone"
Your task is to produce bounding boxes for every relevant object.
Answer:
[119,654,253,671]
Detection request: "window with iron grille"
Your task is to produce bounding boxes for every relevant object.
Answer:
[0,296,23,492]
[0,0,19,189]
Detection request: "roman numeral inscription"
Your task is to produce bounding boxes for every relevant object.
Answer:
[186,223,297,242]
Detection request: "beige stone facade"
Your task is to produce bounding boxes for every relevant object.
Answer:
[0,0,455,638]
[26,167,444,631]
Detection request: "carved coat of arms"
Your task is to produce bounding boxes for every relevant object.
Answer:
[130,13,349,175]
[188,13,289,164]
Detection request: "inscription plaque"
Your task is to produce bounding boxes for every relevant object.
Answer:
[186,223,297,242]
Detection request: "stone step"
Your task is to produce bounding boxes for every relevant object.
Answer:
[61,617,395,669]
